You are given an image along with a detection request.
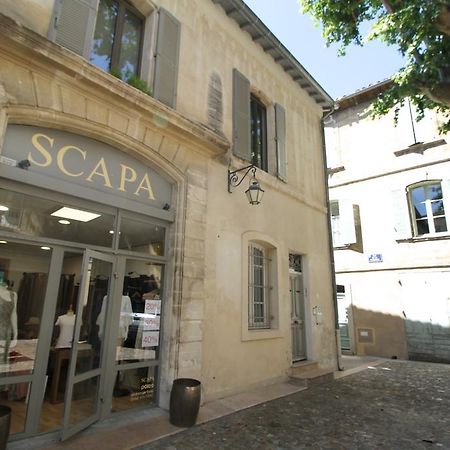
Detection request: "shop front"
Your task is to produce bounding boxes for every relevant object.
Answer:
[0,125,175,440]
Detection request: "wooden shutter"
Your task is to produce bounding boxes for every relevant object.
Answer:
[391,188,412,239]
[338,199,357,245]
[50,0,99,58]
[153,8,181,108]
[275,103,287,181]
[232,69,251,161]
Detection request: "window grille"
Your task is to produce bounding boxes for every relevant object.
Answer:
[248,245,271,329]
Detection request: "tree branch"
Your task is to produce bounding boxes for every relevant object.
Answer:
[380,0,395,14]
[436,5,450,36]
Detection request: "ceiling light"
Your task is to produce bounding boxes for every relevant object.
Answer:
[58,219,71,225]
[109,230,114,234]
[40,246,51,251]
[0,240,7,244]
[0,205,9,212]
[51,207,100,223]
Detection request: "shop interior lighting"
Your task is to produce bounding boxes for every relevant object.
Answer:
[0,205,9,212]
[0,240,7,244]
[40,246,51,251]
[58,219,71,225]
[51,207,100,222]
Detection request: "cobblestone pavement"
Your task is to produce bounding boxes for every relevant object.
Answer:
[136,360,450,450]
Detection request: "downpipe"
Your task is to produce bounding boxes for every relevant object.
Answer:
[320,106,344,371]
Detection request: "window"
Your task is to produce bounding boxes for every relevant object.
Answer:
[330,200,341,245]
[250,95,268,171]
[329,199,357,248]
[248,244,271,329]
[90,0,144,80]
[232,69,286,179]
[408,181,448,236]
[50,1,181,107]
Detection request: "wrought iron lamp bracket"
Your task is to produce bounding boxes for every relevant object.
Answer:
[228,164,257,193]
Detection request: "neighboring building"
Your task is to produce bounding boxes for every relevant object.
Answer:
[326,81,450,363]
[0,0,336,443]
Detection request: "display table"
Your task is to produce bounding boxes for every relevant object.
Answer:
[49,344,93,403]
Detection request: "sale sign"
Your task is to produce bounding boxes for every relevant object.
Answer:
[142,331,159,348]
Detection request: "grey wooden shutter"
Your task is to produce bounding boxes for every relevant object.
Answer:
[275,103,287,181]
[153,8,181,108]
[232,69,251,161]
[50,0,98,58]
[391,188,412,239]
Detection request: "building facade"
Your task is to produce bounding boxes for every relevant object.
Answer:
[326,81,450,363]
[0,0,336,442]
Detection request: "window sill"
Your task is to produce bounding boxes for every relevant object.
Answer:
[393,139,446,157]
[241,327,283,342]
[396,233,450,243]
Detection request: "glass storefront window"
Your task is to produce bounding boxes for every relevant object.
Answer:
[118,216,165,256]
[116,261,163,363]
[0,242,51,378]
[0,188,115,248]
[0,381,30,434]
[112,367,156,413]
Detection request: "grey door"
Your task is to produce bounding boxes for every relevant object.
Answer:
[61,250,115,440]
[290,272,306,361]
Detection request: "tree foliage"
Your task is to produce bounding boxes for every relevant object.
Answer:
[301,0,450,133]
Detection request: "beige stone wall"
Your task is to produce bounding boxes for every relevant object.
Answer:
[0,0,53,35]
[0,0,336,407]
[158,0,325,198]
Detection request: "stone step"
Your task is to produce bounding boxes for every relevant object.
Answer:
[289,368,335,388]
[289,360,319,377]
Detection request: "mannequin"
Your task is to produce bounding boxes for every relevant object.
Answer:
[0,282,18,363]
[54,305,75,348]
[97,294,133,343]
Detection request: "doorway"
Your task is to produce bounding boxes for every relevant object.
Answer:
[0,184,169,442]
[289,255,306,362]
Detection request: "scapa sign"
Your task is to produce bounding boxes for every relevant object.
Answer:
[1,125,172,207]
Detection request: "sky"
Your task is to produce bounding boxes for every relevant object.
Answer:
[242,0,405,99]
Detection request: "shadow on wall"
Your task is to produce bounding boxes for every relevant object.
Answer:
[347,306,450,364]
[404,319,450,364]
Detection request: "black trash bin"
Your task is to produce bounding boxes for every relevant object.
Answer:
[169,378,201,427]
[0,405,11,450]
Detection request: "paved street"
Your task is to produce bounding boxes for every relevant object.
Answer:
[137,360,450,450]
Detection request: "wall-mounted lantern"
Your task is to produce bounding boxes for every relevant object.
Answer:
[228,164,264,205]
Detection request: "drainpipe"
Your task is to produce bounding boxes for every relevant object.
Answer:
[320,105,344,371]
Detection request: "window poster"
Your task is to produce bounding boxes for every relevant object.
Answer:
[142,331,159,348]
[145,299,161,316]
[143,315,160,331]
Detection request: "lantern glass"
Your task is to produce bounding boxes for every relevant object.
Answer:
[245,180,264,205]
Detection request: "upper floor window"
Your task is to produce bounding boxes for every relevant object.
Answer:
[50,1,181,108]
[232,69,286,180]
[250,95,268,171]
[407,181,447,236]
[90,0,144,80]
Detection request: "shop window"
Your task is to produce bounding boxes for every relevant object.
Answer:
[232,69,287,179]
[0,187,115,249]
[407,181,448,237]
[90,0,144,80]
[50,1,181,107]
